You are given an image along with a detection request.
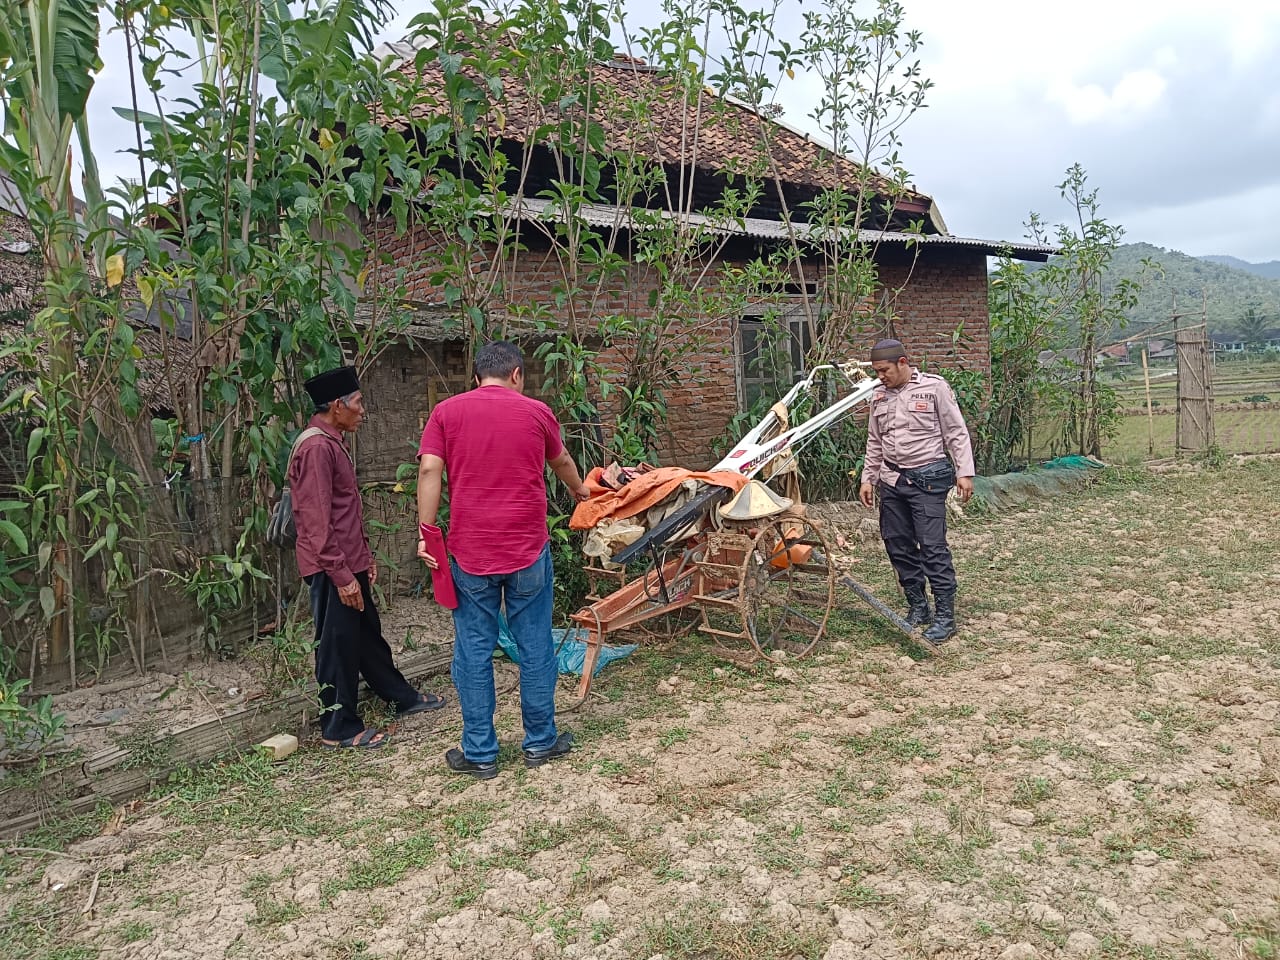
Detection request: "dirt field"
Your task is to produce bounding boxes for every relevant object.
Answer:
[4,460,1279,960]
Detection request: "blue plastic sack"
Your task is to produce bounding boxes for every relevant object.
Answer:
[496,612,637,677]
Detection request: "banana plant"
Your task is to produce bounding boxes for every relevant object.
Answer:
[0,0,104,263]
[0,0,105,676]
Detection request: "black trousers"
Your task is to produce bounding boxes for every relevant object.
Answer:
[307,570,418,742]
[878,478,958,597]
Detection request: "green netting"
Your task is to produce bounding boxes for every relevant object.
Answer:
[972,456,1108,511]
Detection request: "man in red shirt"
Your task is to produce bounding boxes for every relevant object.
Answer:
[417,341,590,779]
[291,365,445,749]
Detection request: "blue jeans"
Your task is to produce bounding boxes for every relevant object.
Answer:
[450,544,558,763]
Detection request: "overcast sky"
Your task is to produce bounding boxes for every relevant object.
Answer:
[83,0,1280,263]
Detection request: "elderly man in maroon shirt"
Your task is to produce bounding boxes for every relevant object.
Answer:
[290,365,445,749]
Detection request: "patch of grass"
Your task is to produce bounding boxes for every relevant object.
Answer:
[930,703,978,720]
[984,867,1026,905]
[1088,757,1138,786]
[575,712,630,744]
[529,911,581,957]
[754,826,811,874]
[112,719,175,773]
[1018,839,1049,865]
[243,869,302,927]
[843,799,895,827]
[658,726,692,748]
[748,745,784,769]
[899,825,984,885]
[324,939,375,960]
[636,902,826,959]
[987,705,1032,725]
[575,805,634,847]
[1101,802,1201,865]
[0,892,99,960]
[320,829,440,902]
[593,758,630,777]
[1235,914,1280,959]
[1093,933,1179,959]
[516,821,573,857]
[922,768,973,790]
[835,878,895,908]
[1133,703,1216,739]
[737,790,783,823]
[842,724,938,762]
[1013,776,1057,808]
[154,750,356,845]
[1017,736,1088,760]
[448,870,488,910]
[443,801,494,840]
[818,767,863,808]
[650,852,689,883]
[1235,780,1280,820]
[1,803,113,875]
[568,853,602,896]
[251,898,303,927]
[945,803,995,847]
[118,921,153,944]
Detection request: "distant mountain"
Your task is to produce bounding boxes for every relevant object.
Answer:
[1197,254,1280,280]
[1094,243,1280,335]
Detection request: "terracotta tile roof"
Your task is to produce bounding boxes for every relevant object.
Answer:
[378,42,936,223]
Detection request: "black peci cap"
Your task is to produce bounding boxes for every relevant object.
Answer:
[303,366,360,407]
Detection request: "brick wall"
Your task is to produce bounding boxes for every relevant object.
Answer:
[877,248,991,374]
[364,218,990,470]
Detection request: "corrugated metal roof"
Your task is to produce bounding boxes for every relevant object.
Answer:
[501,198,1058,260]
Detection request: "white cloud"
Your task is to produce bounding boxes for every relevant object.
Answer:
[1046,68,1168,124]
[1225,9,1280,69]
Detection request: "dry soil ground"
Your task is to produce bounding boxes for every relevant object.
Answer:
[3,460,1279,960]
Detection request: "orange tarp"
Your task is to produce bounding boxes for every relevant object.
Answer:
[569,466,751,531]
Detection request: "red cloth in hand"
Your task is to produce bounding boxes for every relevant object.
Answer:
[419,523,458,610]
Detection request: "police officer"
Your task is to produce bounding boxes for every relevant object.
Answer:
[858,339,975,642]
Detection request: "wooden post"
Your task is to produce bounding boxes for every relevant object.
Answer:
[1141,347,1155,457]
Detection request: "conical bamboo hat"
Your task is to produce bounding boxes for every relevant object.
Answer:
[718,480,794,521]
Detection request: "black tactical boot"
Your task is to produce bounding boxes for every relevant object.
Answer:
[903,587,933,629]
[923,591,956,643]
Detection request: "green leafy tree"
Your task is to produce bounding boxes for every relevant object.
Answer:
[981,257,1059,471]
[1025,165,1150,458]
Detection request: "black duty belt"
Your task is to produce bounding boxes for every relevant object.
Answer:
[884,459,944,473]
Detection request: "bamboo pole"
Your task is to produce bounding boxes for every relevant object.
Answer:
[1141,347,1155,457]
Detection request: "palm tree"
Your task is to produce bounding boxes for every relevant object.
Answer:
[1236,307,1271,352]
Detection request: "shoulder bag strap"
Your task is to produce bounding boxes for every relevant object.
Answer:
[284,426,340,479]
